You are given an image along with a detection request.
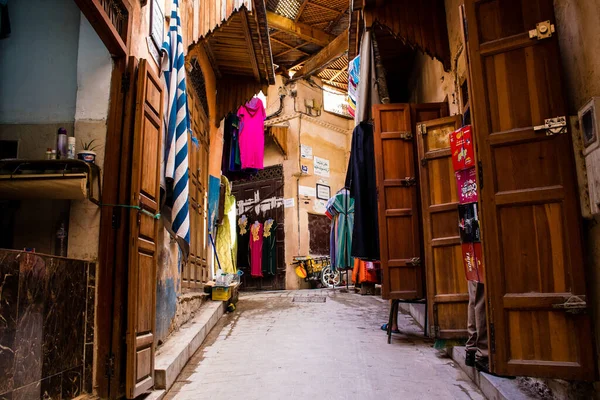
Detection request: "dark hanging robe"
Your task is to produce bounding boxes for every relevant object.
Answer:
[262,219,277,276]
[345,121,380,260]
[236,215,250,270]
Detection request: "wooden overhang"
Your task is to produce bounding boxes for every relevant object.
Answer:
[350,0,451,71]
[189,3,276,123]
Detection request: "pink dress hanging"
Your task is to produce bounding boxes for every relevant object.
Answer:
[237,98,266,170]
[249,221,264,277]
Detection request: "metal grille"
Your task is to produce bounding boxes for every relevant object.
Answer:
[189,59,210,118]
[233,165,284,183]
[292,296,327,303]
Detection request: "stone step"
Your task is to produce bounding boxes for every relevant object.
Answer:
[451,346,535,400]
[154,300,226,392]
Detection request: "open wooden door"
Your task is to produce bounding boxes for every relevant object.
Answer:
[465,0,596,380]
[416,115,468,339]
[125,59,163,397]
[374,104,423,300]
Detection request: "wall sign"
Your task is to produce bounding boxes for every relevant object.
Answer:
[301,164,309,175]
[299,185,316,197]
[301,144,313,159]
[313,156,330,177]
[150,0,164,51]
[316,183,331,200]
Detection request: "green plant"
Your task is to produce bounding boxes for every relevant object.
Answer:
[80,139,99,152]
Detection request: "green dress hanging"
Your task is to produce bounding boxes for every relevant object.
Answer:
[215,176,237,274]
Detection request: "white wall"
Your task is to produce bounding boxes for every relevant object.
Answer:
[0,0,80,123]
[75,16,112,121]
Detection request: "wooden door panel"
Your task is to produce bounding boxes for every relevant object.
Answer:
[465,0,595,380]
[374,104,423,300]
[417,115,467,339]
[126,59,163,398]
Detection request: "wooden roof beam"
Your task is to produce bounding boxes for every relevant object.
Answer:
[266,11,334,47]
[295,0,309,22]
[297,29,348,77]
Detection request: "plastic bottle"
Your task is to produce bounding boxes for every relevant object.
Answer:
[45,148,52,160]
[51,150,57,159]
[67,137,76,159]
[56,128,68,159]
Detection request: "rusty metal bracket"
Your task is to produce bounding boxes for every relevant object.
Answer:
[400,177,417,187]
[399,131,413,140]
[407,257,421,267]
[533,116,567,136]
[553,295,587,314]
[529,20,555,40]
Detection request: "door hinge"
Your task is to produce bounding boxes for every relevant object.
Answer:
[421,158,427,167]
[533,116,567,136]
[489,322,496,354]
[529,20,555,40]
[400,177,417,187]
[105,353,115,378]
[417,123,427,136]
[477,160,483,191]
[121,72,131,93]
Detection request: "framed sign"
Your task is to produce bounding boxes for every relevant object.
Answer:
[316,183,330,200]
[150,0,164,50]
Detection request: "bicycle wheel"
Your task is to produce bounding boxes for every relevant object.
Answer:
[321,266,340,288]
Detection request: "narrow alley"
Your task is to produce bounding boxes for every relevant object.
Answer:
[163,291,484,400]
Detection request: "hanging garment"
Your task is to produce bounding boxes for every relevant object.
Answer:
[215,176,236,274]
[352,259,380,285]
[236,214,250,270]
[262,218,277,276]
[326,189,355,271]
[249,221,264,277]
[345,122,380,260]
[237,98,266,170]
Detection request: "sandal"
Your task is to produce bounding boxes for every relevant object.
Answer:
[381,323,401,334]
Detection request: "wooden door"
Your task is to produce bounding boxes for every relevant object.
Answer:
[465,0,595,380]
[125,59,163,398]
[417,115,468,339]
[373,104,423,300]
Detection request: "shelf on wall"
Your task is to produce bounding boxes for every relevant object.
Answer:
[0,159,101,204]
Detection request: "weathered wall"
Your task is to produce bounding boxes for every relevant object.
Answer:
[554,0,600,373]
[408,0,464,114]
[265,76,353,289]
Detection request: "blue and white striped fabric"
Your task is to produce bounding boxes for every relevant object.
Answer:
[161,0,190,244]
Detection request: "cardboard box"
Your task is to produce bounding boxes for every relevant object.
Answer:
[450,125,475,171]
[455,167,478,204]
[458,203,481,243]
[461,242,484,282]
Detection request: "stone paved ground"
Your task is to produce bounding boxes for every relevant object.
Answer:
[164,290,485,400]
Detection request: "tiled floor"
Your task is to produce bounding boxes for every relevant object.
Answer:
[163,290,485,400]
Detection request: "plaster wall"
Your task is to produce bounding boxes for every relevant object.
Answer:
[265,77,353,289]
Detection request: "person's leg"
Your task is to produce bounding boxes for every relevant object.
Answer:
[474,282,489,371]
[465,280,478,367]
[391,300,399,331]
